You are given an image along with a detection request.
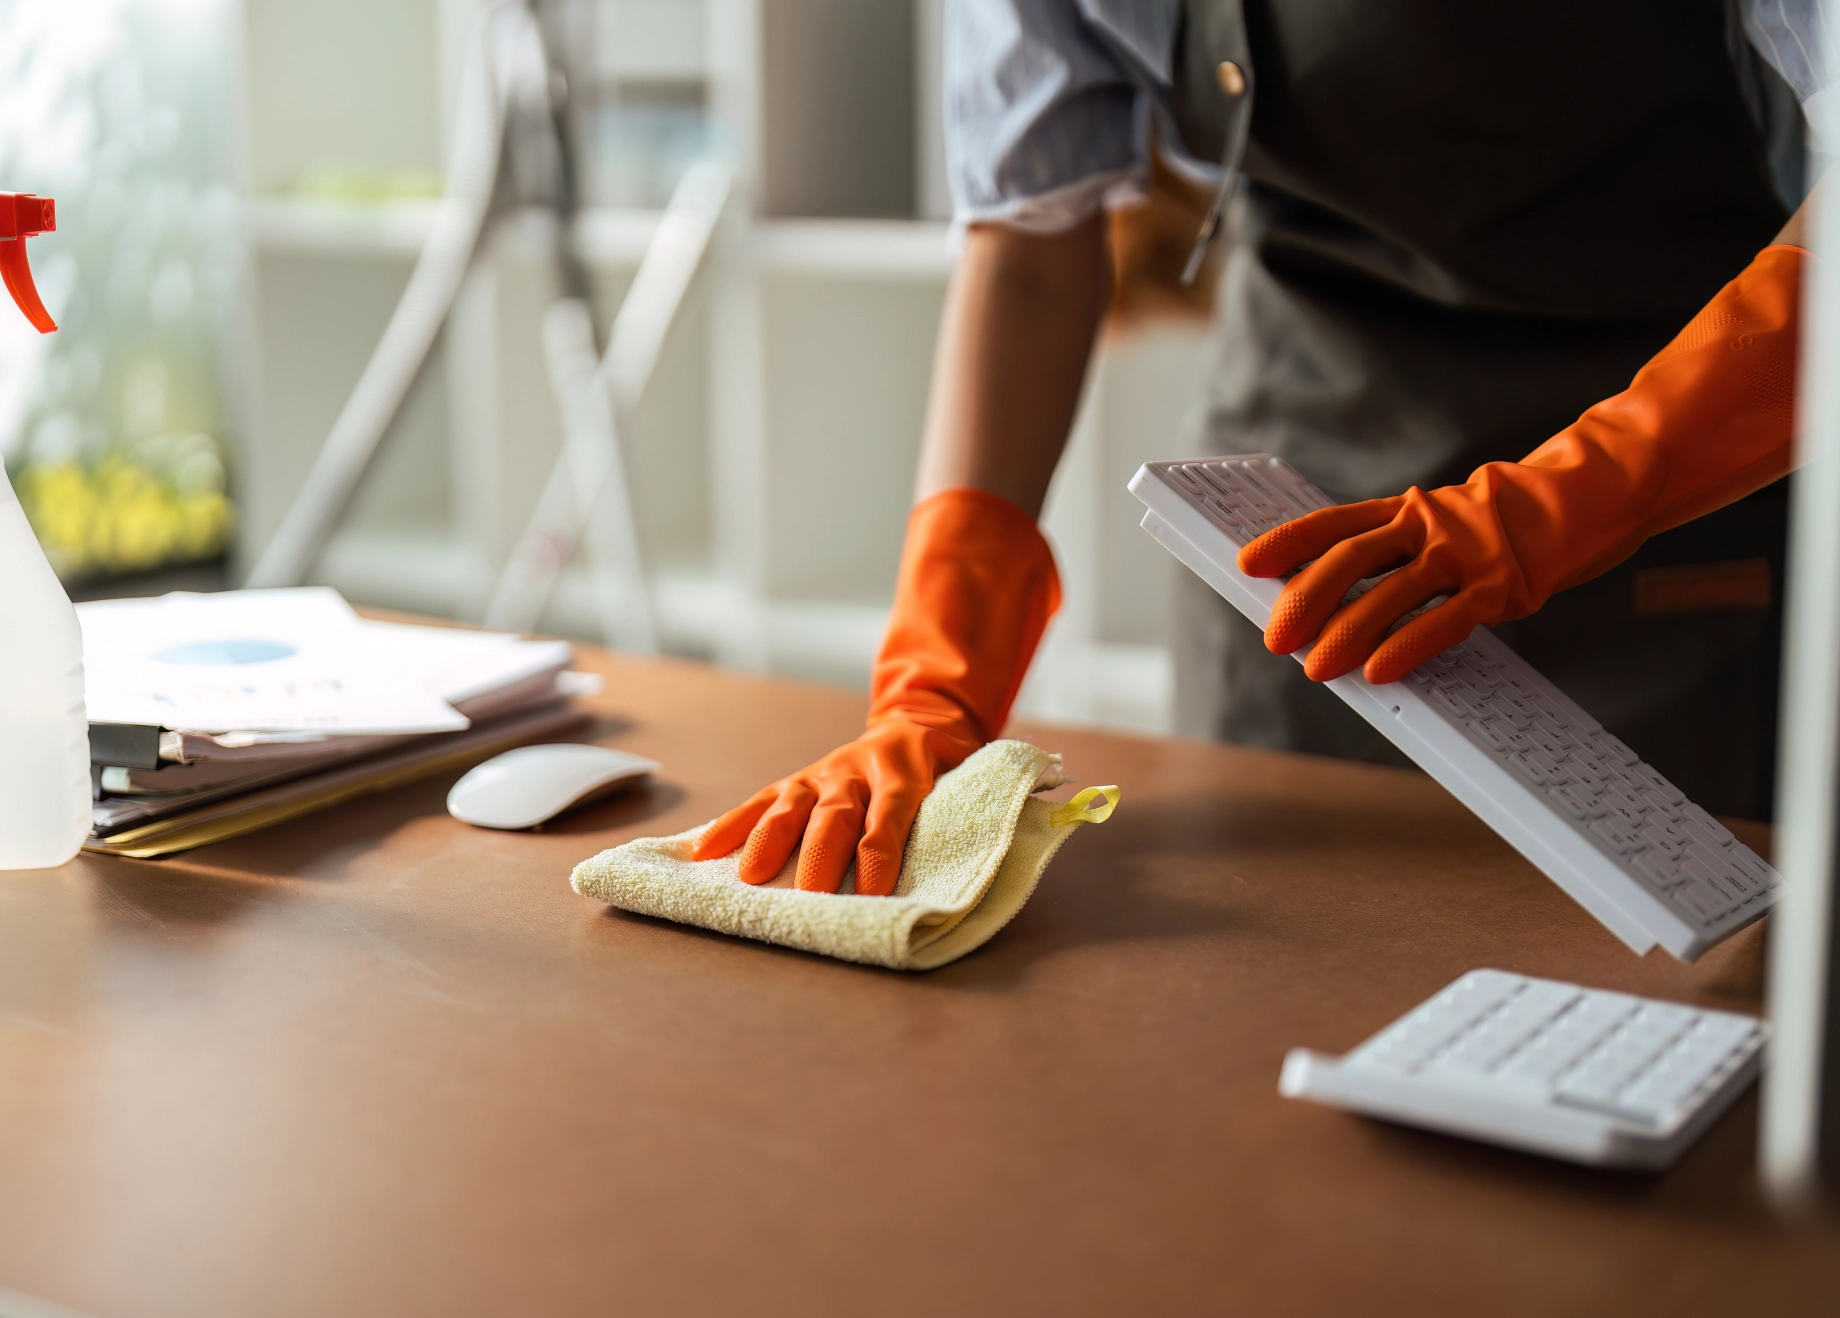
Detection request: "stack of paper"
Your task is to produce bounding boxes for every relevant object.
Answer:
[80,589,594,857]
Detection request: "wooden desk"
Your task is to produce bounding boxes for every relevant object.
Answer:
[1,649,1834,1317]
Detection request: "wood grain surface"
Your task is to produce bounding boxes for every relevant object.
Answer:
[0,646,1833,1317]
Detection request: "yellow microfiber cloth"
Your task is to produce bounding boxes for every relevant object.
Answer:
[570,739,1118,970]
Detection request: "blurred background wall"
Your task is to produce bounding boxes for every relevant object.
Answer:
[0,0,1215,736]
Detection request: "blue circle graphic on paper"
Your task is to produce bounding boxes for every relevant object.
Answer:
[152,639,297,665]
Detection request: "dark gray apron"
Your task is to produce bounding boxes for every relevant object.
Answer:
[1160,0,1791,819]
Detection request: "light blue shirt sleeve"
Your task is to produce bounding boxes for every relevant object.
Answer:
[1742,0,1834,101]
[1740,0,1840,146]
[944,0,1167,232]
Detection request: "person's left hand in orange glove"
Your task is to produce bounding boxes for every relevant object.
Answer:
[1237,239,1809,686]
[690,489,1060,894]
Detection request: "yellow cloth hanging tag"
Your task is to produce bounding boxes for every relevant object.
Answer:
[1050,784,1121,827]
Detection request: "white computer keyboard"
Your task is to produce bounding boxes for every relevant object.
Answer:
[1280,969,1766,1168]
[1130,455,1778,961]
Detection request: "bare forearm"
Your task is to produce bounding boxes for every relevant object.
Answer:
[1777,170,1825,250]
[915,217,1111,516]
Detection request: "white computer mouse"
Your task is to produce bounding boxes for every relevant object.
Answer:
[447,743,660,830]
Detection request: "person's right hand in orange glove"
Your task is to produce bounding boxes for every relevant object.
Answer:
[1237,242,1807,685]
[690,488,1060,894]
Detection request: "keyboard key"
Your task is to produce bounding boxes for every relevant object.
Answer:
[1632,764,1686,808]
[1429,685,1468,717]
[1601,735,1641,766]
[1646,833,1686,861]
[1628,1001,1697,1036]
[1633,851,1681,889]
[1692,1011,1764,1057]
[1502,695,1542,724]
[1602,778,1646,815]
[1354,972,1526,1063]
[1566,755,1607,786]
[1528,747,1563,777]
[1672,875,1729,923]
[1427,981,1581,1074]
[1680,809,1737,849]
[1708,850,1763,896]
[1588,816,1646,855]
[1526,728,1565,759]
[1730,850,1779,890]
[1496,705,1535,731]
[1547,784,1602,822]
[1509,751,1561,787]
[1606,798,1645,828]
[1617,1057,1717,1120]
[1556,1020,1692,1111]
[1611,1014,1761,1125]
[1681,846,1749,902]
[1466,719,1510,753]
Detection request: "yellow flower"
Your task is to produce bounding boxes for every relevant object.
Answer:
[15,451,231,580]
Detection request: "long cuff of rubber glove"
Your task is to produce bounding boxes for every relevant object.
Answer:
[1247,243,1810,686]
[869,487,1062,759]
[1501,242,1809,605]
[841,489,1060,897]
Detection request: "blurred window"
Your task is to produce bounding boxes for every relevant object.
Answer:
[0,0,235,582]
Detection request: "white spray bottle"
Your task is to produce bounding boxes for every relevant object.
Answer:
[0,190,90,869]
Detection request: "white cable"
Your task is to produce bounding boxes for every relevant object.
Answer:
[604,161,732,413]
[519,295,657,650]
[483,162,730,643]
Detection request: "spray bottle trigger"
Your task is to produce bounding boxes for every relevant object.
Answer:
[0,193,57,334]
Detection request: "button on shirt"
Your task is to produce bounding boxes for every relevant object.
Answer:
[946,0,1837,233]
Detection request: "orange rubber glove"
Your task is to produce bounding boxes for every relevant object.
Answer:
[1239,243,1807,685]
[691,488,1060,894]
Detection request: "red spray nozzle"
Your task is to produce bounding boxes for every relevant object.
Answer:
[0,193,57,333]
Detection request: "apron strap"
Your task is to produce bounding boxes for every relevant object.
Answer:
[1181,55,1253,286]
